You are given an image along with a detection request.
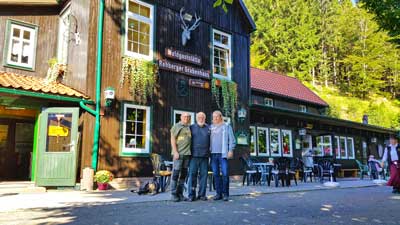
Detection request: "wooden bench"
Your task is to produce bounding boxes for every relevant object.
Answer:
[339,169,359,178]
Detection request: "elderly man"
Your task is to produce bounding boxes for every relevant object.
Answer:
[187,112,210,201]
[170,112,192,202]
[382,135,400,194]
[210,110,236,201]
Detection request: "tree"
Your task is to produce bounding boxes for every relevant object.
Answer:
[359,0,400,45]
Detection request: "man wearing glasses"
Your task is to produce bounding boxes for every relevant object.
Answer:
[170,112,192,202]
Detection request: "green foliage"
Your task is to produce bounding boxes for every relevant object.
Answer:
[213,0,233,13]
[43,58,67,85]
[94,170,114,183]
[120,57,158,104]
[359,0,400,45]
[245,0,400,128]
[211,79,238,119]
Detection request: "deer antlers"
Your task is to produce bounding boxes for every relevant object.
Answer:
[179,7,201,31]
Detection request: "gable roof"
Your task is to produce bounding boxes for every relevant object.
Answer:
[250,67,328,107]
[238,0,256,32]
[0,71,88,99]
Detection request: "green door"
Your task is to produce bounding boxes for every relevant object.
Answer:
[36,108,79,187]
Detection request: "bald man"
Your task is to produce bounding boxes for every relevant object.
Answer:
[170,112,192,202]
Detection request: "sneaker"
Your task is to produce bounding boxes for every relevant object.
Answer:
[188,196,196,202]
[199,196,208,201]
[223,196,229,201]
[213,195,222,201]
[171,195,180,202]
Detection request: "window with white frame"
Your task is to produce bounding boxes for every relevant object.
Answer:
[334,136,340,158]
[270,128,281,156]
[264,98,274,107]
[250,126,256,156]
[122,103,151,154]
[173,110,195,125]
[57,6,71,64]
[281,130,293,157]
[316,135,332,156]
[212,29,232,80]
[125,0,154,60]
[347,137,355,159]
[5,20,38,69]
[257,127,269,156]
[339,136,347,159]
[299,105,307,113]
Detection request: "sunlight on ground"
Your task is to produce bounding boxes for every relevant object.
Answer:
[351,217,368,222]
[268,210,277,214]
[320,204,333,212]
[390,195,400,200]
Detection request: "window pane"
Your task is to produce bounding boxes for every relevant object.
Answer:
[129,1,140,14]
[126,136,136,148]
[0,125,9,153]
[46,113,72,152]
[136,109,146,122]
[140,5,150,18]
[23,30,30,40]
[282,130,292,156]
[257,129,267,155]
[139,44,149,55]
[139,22,150,34]
[340,137,346,157]
[250,127,256,155]
[139,33,149,45]
[125,122,135,135]
[136,122,144,135]
[347,138,354,158]
[13,28,20,37]
[270,129,280,155]
[334,136,340,157]
[136,136,145,148]
[126,108,137,121]
[214,32,221,42]
[221,35,228,45]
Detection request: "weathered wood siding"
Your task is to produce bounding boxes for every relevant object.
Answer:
[81,0,252,177]
[0,5,59,77]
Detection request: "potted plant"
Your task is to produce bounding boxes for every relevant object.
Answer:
[94,170,114,190]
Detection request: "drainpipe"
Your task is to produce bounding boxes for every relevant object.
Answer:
[80,0,104,171]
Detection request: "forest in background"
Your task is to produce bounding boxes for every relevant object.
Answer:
[244,0,400,129]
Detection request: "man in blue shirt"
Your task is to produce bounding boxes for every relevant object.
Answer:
[187,112,210,201]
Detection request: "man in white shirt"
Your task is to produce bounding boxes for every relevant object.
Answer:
[382,135,400,193]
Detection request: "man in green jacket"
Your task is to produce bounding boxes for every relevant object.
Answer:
[170,112,192,202]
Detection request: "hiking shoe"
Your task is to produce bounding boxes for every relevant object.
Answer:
[213,195,222,201]
[199,196,207,201]
[171,195,180,202]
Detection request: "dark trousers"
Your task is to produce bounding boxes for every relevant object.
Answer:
[170,157,190,197]
[211,153,229,197]
[188,157,208,198]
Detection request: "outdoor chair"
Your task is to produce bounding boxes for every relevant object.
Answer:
[240,157,258,186]
[368,161,384,180]
[317,160,335,183]
[258,163,273,186]
[272,158,297,187]
[150,153,172,192]
[299,159,314,182]
[355,160,369,180]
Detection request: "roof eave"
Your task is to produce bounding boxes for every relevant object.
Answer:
[239,0,256,32]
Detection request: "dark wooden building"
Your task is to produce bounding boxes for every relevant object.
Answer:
[249,68,396,172]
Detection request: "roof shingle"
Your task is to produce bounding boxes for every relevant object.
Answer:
[0,71,88,99]
[250,67,328,106]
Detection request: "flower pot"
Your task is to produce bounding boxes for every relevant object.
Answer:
[97,182,109,190]
[214,79,221,87]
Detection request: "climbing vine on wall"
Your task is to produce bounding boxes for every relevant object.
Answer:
[211,78,238,119]
[120,56,158,104]
[213,0,233,13]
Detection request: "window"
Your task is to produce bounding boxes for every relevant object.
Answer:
[264,98,274,107]
[122,103,151,155]
[173,110,195,125]
[250,126,256,156]
[212,29,232,80]
[347,137,355,159]
[299,105,307,113]
[269,128,281,157]
[334,136,340,158]
[125,0,154,60]
[302,135,312,150]
[4,20,38,70]
[257,127,269,156]
[281,130,293,157]
[57,6,71,64]
[339,136,347,159]
[316,135,332,156]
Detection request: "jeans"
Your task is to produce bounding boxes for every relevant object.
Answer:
[211,153,229,197]
[188,157,209,198]
[170,156,190,197]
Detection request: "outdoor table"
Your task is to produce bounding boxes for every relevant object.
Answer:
[252,162,274,185]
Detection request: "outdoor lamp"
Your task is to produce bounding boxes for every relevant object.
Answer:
[104,87,115,107]
[237,107,247,122]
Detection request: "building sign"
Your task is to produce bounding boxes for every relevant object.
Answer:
[158,59,210,79]
[48,125,69,137]
[165,48,202,65]
[189,79,210,89]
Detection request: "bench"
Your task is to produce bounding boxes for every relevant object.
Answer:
[339,169,359,178]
